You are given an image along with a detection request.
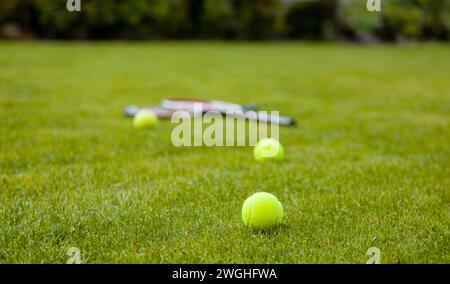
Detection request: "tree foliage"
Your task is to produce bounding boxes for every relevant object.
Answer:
[0,0,448,40]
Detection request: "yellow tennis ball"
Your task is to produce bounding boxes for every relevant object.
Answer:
[133,110,158,129]
[242,192,283,230]
[253,138,285,162]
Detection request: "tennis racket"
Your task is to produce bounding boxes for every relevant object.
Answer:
[123,98,295,126]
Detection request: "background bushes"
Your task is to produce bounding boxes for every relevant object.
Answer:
[0,0,448,41]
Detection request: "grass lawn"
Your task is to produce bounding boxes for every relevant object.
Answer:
[0,41,449,264]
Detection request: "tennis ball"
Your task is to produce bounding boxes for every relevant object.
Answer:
[253,138,284,162]
[242,192,283,230]
[133,110,158,129]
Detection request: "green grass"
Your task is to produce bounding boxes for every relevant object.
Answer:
[0,41,449,264]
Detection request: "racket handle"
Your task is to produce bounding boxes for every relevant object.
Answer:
[242,112,295,126]
[256,112,295,126]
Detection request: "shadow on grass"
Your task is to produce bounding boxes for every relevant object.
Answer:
[244,223,288,237]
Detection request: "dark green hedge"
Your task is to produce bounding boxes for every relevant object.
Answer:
[0,0,448,40]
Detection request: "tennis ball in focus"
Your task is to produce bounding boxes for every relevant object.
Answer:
[253,138,284,162]
[242,192,283,230]
[133,110,158,129]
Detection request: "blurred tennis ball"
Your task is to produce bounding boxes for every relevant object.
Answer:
[253,138,284,162]
[242,192,283,230]
[133,110,158,129]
